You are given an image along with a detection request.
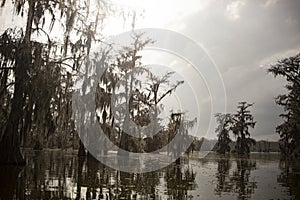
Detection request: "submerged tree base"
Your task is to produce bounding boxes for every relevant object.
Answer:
[0,145,26,165]
[0,165,24,199]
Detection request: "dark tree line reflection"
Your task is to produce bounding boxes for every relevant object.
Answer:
[0,151,299,200]
[277,159,300,200]
[0,151,196,200]
[214,157,257,200]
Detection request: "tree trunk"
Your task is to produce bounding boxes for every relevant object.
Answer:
[0,42,30,165]
[78,140,86,157]
[0,0,35,165]
[76,157,85,200]
[0,166,23,199]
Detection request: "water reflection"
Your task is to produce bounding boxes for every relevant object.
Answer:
[214,157,257,200]
[232,159,257,200]
[215,157,232,195]
[277,159,300,199]
[0,151,298,200]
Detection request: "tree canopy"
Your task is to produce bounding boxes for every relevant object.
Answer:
[0,0,114,164]
[268,53,300,157]
[215,102,256,155]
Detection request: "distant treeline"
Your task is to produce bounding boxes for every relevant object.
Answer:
[190,138,280,153]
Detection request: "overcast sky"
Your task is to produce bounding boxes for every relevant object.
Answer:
[1,0,299,141]
[114,0,300,141]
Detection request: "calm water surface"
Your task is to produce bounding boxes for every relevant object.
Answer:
[0,150,299,200]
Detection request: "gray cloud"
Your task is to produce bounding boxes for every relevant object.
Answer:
[175,0,300,140]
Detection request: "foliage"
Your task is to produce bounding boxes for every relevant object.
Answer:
[215,113,232,154]
[93,33,195,154]
[268,53,300,157]
[0,0,116,163]
[231,102,256,155]
[214,102,256,155]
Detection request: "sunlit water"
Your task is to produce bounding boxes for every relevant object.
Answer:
[0,150,299,200]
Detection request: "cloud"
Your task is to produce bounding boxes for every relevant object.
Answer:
[259,47,300,68]
[106,0,300,141]
[262,0,280,7]
[172,0,300,140]
[226,0,246,20]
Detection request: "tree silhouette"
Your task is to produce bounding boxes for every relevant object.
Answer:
[268,53,300,157]
[0,0,113,164]
[94,33,193,154]
[231,102,256,155]
[215,113,232,154]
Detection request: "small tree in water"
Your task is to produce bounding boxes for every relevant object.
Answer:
[215,113,232,154]
[231,102,256,155]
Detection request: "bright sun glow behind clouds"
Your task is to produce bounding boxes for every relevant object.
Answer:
[103,0,211,35]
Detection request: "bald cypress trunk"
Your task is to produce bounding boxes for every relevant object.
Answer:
[78,140,86,157]
[0,0,35,165]
[0,166,23,198]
